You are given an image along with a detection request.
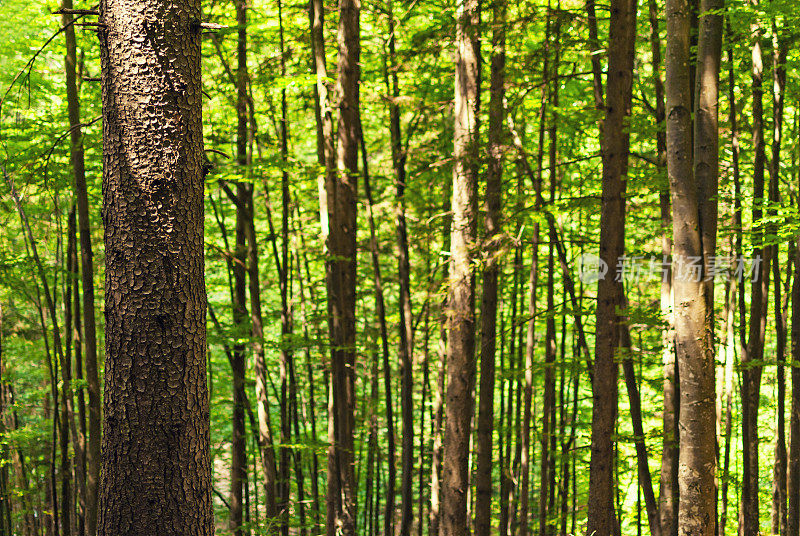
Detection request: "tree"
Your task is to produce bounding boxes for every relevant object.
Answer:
[324,0,360,533]
[586,0,637,533]
[440,0,480,533]
[97,0,213,533]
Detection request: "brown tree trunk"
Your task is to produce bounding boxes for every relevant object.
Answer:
[440,0,480,531]
[790,239,800,536]
[97,0,213,533]
[60,2,101,532]
[586,0,637,533]
[649,1,679,534]
[665,0,722,531]
[473,0,505,532]
[382,3,415,534]
[769,27,788,536]
[61,209,77,536]
[325,0,360,532]
[229,5,249,535]
[741,10,768,534]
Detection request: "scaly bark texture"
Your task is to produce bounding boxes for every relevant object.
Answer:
[441,0,480,532]
[325,0,360,533]
[586,0,636,533]
[98,0,213,534]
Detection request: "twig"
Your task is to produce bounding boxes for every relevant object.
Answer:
[52,8,99,15]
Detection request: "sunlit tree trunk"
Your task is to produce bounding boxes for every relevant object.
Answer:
[98,0,213,532]
[440,0,480,531]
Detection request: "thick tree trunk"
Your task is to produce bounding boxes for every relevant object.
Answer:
[97,0,213,533]
[473,0,505,532]
[325,0,360,532]
[586,0,636,533]
[665,0,722,532]
[440,0,480,531]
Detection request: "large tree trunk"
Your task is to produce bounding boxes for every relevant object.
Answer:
[586,0,637,533]
[473,0,505,533]
[325,0,360,532]
[665,0,722,531]
[98,0,213,533]
[60,2,101,532]
[440,0,480,531]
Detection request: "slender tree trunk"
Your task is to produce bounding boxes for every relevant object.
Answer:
[277,0,294,530]
[97,0,213,533]
[60,2,101,531]
[473,0,505,532]
[769,27,788,536]
[586,0,637,533]
[649,2,679,534]
[430,191,451,536]
[440,0,480,531]
[325,0,360,532]
[382,4,415,533]
[61,209,76,536]
[741,9,768,534]
[790,238,800,536]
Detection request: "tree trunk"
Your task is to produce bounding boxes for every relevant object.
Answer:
[769,27,788,536]
[97,0,213,533]
[741,10,768,534]
[440,0,480,531]
[229,4,249,534]
[648,2,679,534]
[473,0,505,532]
[60,1,101,531]
[586,0,637,533]
[325,0,360,532]
[790,239,800,536]
[383,4,415,534]
[665,0,722,531]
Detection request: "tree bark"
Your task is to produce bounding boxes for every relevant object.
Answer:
[325,0,360,532]
[665,0,722,531]
[97,0,213,533]
[586,0,637,533]
[473,0,505,532]
[440,0,480,531]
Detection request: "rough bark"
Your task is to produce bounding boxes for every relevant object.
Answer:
[586,0,637,533]
[440,0,480,531]
[97,0,213,533]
